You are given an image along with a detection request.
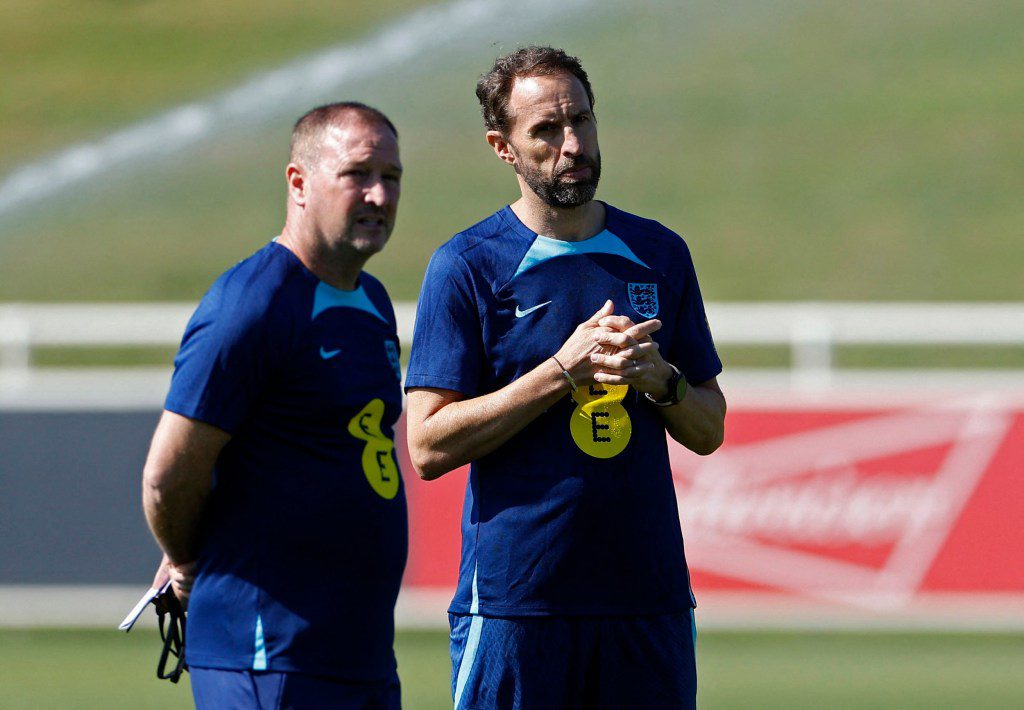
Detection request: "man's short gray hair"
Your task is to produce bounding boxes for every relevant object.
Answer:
[290,101,398,168]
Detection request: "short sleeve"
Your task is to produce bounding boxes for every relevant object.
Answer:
[669,244,723,385]
[405,247,483,396]
[164,290,279,434]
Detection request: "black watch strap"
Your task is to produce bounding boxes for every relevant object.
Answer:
[645,364,684,407]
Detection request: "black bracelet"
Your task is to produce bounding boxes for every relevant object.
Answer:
[551,355,578,392]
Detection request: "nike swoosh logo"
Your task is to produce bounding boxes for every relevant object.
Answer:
[515,301,552,318]
[319,347,342,360]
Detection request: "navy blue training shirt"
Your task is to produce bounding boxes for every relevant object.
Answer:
[165,241,408,680]
[406,204,721,617]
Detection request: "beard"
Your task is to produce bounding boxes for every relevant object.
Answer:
[331,206,394,257]
[516,151,602,208]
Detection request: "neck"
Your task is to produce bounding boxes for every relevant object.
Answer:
[278,222,366,291]
[510,188,605,242]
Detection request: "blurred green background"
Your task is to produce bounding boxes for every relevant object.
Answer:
[2,0,1021,304]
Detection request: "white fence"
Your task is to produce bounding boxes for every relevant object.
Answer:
[2,301,1023,628]
[2,301,1023,378]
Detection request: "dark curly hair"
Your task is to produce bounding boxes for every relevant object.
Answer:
[475,46,595,133]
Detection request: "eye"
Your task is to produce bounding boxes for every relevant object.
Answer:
[341,169,368,179]
[572,114,591,126]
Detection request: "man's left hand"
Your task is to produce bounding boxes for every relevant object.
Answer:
[590,314,675,399]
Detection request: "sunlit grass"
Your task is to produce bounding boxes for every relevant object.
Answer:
[2,629,1022,709]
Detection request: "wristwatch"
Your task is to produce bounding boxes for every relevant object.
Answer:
[644,363,686,407]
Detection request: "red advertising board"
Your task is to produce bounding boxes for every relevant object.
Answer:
[398,391,1024,610]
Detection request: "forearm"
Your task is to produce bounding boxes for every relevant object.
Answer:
[141,411,226,563]
[143,467,211,563]
[659,383,726,455]
[409,358,570,479]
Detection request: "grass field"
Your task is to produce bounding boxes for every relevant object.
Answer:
[1,0,1022,304]
[2,629,1022,709]
[0,0,428,169]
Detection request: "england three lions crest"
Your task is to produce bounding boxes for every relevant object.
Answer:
[628,283,659,318]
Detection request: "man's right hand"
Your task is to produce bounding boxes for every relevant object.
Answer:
[552,300,661,388]
[153,553,197,609]
[550,300,614,386]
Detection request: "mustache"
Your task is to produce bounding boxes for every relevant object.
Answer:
[555,156,597,178]
[354,207,389,220]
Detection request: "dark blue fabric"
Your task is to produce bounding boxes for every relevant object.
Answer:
[449,612,697,709]
[190,667,401,709]
[407,205,721,617]
[166,242,408,680]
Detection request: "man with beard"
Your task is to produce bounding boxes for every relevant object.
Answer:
[142,102,408,708]
[405,47,726,708]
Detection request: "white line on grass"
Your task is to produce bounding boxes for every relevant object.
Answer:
[0,0,595,219]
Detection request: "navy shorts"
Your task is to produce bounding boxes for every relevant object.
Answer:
[190,667,401,710]
[449,611,697,710]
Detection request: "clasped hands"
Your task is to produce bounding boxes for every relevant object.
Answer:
[553,299,674,401]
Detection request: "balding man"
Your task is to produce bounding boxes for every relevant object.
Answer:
[143,102,407,709]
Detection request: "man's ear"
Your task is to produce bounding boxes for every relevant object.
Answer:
[286,163,307,207]
[485,131,516,166]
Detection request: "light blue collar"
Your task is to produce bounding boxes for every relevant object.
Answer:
[513,230,649,280]
[311,280,386,322]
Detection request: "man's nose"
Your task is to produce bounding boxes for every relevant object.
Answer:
[561,126,582,157]
[364,178,388,206]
